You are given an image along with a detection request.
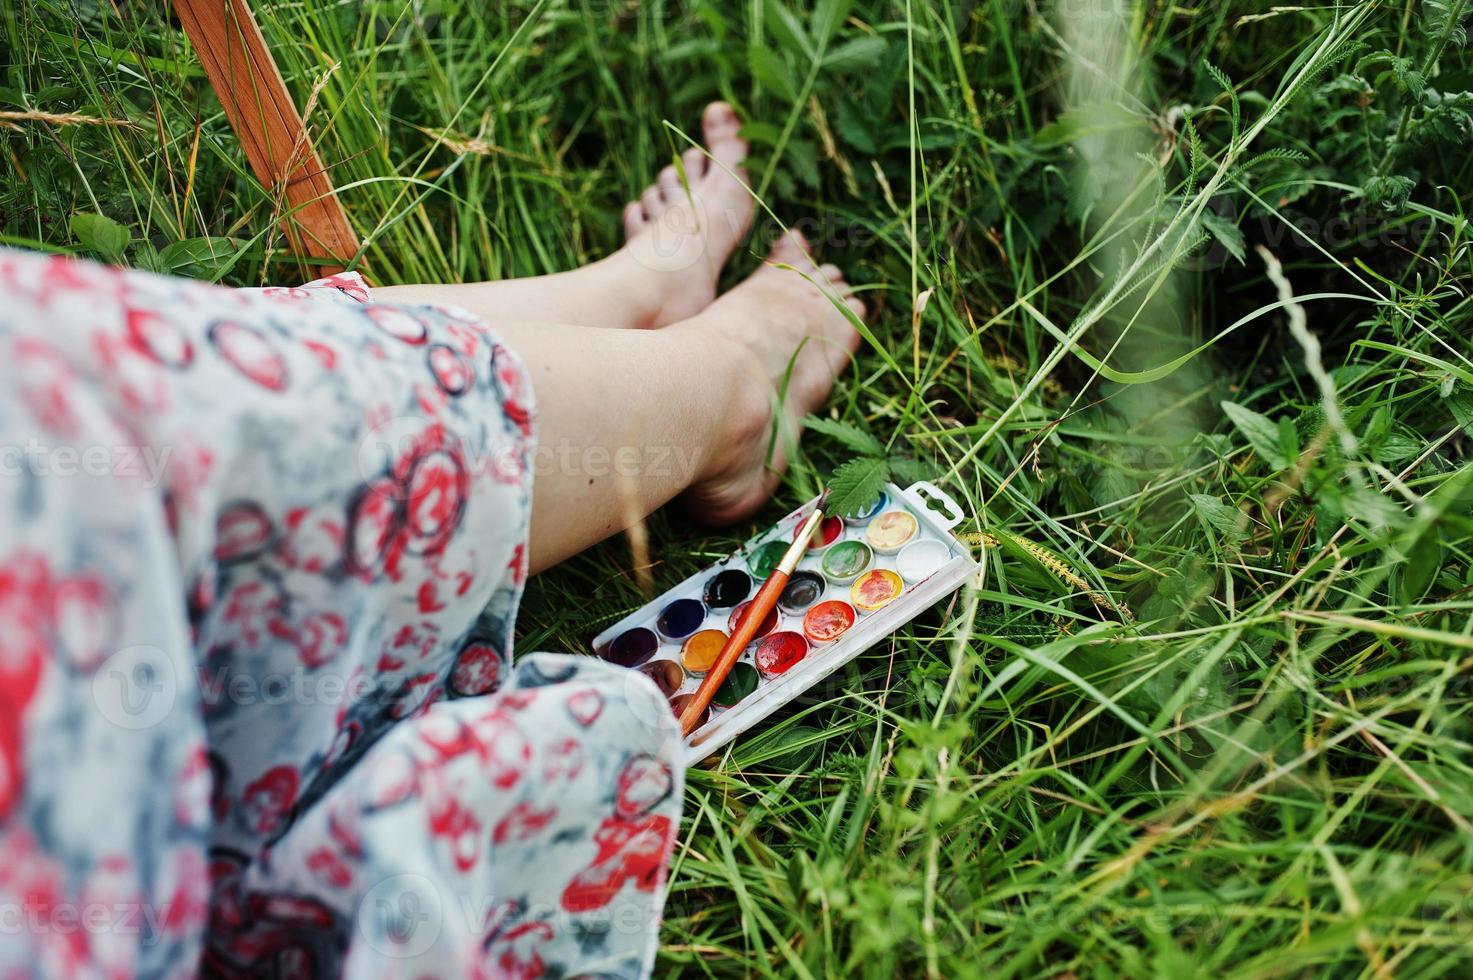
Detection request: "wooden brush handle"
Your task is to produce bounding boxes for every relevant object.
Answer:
[679,571,788,735]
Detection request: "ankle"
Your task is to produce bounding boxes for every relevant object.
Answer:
[609,226,726,329]
[669,315,772,485]
[577,252,664,328]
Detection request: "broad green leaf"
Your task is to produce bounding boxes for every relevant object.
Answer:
[1032,103,1141,148]
[822,36,889,72]
[1277,416,1300,467]
[811,0,853,46]
[1447,391,1473,436]
[1221,401,1289,469]
[1374,432,1422,463]
[129,244,164,275]
[1199,209,1246,264]
[762,0,814,60]
[1399,528,1442,604]
[157,237,241,278]
[834,97,879,152]
[737,120,783,146]
[749,47,797,102]
[887,456,932,489]
[825,456,890,517]
[1190,493,1245,541]
[1341,487,1405,528]
[70,212,131,262]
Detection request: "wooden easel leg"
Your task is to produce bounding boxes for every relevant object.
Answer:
[173,0,361,277]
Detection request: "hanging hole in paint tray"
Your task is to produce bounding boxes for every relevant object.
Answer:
[904,481,963,529]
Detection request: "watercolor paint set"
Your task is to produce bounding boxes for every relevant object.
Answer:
[591,482,979,765]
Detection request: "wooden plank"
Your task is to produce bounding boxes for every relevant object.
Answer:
[173,0,361,276]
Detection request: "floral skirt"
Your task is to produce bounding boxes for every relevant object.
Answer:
[0,248,684,978]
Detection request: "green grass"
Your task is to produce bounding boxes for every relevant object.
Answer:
[6,0,1473,975]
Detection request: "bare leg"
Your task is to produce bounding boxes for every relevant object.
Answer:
[374,104,754,331]
[492,233,865,573]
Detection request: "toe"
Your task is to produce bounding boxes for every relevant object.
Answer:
[768,230,810,266]
[817,263,846,289]
[622,200,647,238]
[702,101,743,143]
[640,185,664,218]
[690,101,754,262]
[680,146,707,180]
[787,239,820,274]
[657,164,682,199]
[702,101,749,174]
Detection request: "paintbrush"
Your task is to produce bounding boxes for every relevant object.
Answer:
[679,488,831,736]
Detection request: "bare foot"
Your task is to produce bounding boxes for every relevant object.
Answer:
[373,103,752,331]
[674,231,865,523]
[614,102,755,327]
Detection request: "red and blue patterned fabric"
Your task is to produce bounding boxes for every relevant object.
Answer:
[0,247,684,978]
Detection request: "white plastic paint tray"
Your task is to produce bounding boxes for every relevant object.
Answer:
[590,482,980,766]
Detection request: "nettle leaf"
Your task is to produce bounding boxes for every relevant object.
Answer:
[1363,52,1427,99]
[1392,58,1426,99]
[1221,401,1289,470]
[805,415,885,456]
[825,456,890,517]
[887,456,931,488]
[1190,493,1246,542]
[785,138,820,189]
[70,212,131,262]
[1090,466,1137,509]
